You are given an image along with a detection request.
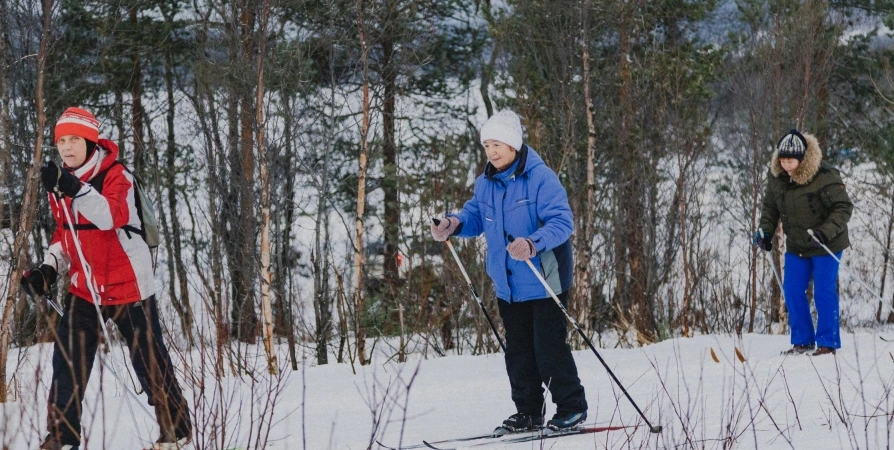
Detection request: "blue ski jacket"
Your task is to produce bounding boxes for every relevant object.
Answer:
[451,145,574,302]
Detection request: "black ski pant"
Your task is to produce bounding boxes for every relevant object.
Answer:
[497,291,587,417]
[47,294,192,445]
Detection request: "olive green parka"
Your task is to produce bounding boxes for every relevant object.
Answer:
[758,132,853,258]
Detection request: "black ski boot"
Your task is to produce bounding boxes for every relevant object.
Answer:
[143,427,192,450]
[547,411,587,432]
[39,435,79,450]
[781,344,814,355]
[811,347,836,356]
[493,413,543,436]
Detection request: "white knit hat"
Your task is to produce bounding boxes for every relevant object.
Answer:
[480,110,523,150]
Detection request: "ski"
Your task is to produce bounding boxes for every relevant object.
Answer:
[376,431,505,450]
[422,425,633,449]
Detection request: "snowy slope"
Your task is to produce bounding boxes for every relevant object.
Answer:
[3,331,894,449]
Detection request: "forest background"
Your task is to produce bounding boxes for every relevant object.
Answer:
[2,0,894,393]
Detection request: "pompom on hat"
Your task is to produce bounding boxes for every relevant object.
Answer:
[776,129,807,161]
[54,107,99,144]
[480,110,523,150]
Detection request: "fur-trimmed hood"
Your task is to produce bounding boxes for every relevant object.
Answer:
[770,132,822,185]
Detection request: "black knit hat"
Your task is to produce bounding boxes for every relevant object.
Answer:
[776,129,807,161]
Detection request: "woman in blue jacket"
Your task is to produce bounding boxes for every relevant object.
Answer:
[431,110,587,433]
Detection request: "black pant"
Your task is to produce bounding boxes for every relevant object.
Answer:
[47,294,192,445]
[498,292,587,417]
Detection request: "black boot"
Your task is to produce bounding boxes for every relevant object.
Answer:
[494,413,543,435]
[142,435,191,450]
[547,411,587,431]
[781,344,814,355]
[39,435,79,450]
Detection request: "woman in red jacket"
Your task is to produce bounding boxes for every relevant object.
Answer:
[20,107,191,450]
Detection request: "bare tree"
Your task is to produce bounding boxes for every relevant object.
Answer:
[0,0,52,403]
[158,4,194,347]
[0,0,9,235]
[224,0,260,344]
[128,5,145,173]
[312,29,340,366]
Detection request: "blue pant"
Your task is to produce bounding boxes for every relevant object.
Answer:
[783,251,842,349]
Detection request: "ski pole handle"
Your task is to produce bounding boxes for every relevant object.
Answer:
[807,229,841,263]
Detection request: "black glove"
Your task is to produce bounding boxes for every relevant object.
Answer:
[40,161,81,197]
[20,264,58,297]
[809,229,828,248]
[752,230,772,252]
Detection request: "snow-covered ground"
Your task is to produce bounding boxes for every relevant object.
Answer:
[3,330,894,449]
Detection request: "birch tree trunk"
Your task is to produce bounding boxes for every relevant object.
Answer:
[354,0,371,366]
[255,0,276,375]
[572,0,596,333]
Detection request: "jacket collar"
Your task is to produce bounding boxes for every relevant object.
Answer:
[69,138,121,182]
[770,132,822,185]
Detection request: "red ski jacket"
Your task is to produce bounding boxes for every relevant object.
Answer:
[42,139,156,305]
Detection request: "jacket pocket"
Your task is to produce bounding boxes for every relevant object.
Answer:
[506,197,534,212]
[804,192,826,219]
[480,201,496,224]
[505,198,537,237]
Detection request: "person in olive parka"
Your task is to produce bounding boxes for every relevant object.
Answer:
[754,129,853,356]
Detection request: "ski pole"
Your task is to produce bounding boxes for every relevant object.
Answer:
[766,253,786,303]
[43,293,64,316]
[759,247,789,332]
[807,229,893,314]
[752,233,786,304]
[509,235,662,433]
[433,218,506,352]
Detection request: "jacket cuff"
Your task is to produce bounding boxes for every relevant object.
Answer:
[529,235,546,253]
[446,214,463,236]
[815,224,836,241]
